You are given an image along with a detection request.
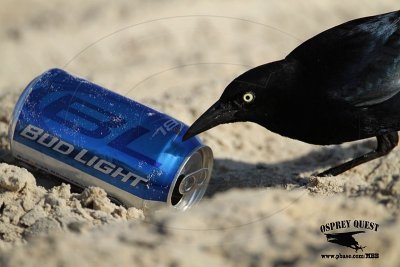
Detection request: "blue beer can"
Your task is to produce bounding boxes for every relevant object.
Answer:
[9,69,213,210]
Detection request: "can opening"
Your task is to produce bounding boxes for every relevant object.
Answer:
[171,174,185,205]
[168,146,213,210]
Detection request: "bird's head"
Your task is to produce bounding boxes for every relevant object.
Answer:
[182,60,289,141]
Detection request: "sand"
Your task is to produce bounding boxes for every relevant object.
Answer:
[0,1,400,266]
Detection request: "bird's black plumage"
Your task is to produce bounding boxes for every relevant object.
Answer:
[183,11,400,176]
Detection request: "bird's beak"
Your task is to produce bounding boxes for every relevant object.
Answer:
[183,100,237,141]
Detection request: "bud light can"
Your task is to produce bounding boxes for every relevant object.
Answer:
[9,69,213,211]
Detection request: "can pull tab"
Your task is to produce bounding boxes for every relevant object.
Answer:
[179,168,209,194]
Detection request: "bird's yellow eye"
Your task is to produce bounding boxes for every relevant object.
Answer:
[243,92,255,103]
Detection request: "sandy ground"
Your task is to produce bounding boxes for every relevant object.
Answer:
[0,1,400,266]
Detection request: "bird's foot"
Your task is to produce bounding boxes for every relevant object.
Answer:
[315,167,342,177]
[315,133,398,177]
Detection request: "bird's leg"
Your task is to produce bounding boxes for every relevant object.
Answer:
[317,132,398,177]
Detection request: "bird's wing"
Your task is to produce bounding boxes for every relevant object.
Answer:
[342,231,365,236]
[287,11,400,107]
[325,231,365,237]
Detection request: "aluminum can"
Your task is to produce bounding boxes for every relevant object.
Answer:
[9,68,213,210]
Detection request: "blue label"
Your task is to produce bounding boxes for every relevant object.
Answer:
[13,68,202,201]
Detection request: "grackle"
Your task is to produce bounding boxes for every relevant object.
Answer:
[183,10,400,176]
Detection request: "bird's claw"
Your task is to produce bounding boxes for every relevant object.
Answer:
[315,172,333,177]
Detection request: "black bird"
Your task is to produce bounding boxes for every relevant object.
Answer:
[183,10,400,176]
[325,231,366,252]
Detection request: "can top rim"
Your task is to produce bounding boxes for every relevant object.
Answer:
[167,145,213,210]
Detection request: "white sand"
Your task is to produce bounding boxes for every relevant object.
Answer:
[0,1,399,266]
